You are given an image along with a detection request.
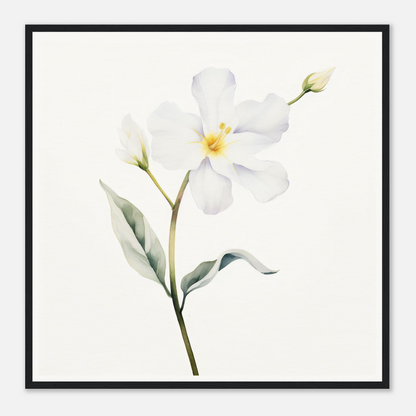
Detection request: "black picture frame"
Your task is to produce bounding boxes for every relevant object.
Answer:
[26,24,389,389]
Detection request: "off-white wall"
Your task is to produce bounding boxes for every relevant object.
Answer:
[1,1,413,415]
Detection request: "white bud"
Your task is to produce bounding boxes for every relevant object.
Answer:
[116,114,149,170]
[302,68,335,92]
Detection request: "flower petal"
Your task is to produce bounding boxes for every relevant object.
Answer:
[189,159,233,215]
[126,130,143,162]
[225,132,275,168]
[208,157,270,188]
[121,114,139,135]
[234,94,290,142]
[192,68,239,134]
[116,149,137,165]
[207,132,273,183]
[234,161,289,202]
[118,128,129,149]
[148,102,205,170]
[119,114,150,165]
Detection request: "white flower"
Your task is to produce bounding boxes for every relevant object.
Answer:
[302,68,335,92]
[116,114,149,170]
[148,68,290,215]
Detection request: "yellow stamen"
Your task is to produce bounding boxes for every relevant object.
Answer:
[189,122,234,158]
[192,128,206,140]
[207,123,232,150]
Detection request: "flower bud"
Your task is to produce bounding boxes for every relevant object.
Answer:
[302,68,335,92]
[116,114,149,170]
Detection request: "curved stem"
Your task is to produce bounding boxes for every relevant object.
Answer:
[169,171,199,375]
[145,169,174,208]
[287,90,308,106]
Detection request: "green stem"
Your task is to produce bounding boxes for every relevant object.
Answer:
[169,171,199,376]
[287,90,308,106]
[145,169,174,209]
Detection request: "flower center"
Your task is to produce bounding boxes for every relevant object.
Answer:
[201,123,232,156]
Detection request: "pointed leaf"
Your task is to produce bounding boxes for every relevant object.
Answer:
[181,249,277,302]
[100,181,168,293]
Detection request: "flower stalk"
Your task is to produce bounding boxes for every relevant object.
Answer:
[168,171,199,375]
[287,90,309,106]
[144,169,174,208]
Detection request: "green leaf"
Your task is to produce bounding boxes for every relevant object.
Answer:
[100,181,169,296]
[180,249,278,309]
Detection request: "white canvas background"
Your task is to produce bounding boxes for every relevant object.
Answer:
[32,31,382,381]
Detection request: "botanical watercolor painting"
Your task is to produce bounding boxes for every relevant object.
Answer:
[101,67,334,375]
[30,29,385,384]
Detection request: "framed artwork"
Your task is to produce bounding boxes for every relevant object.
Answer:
[26,24,389,388]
